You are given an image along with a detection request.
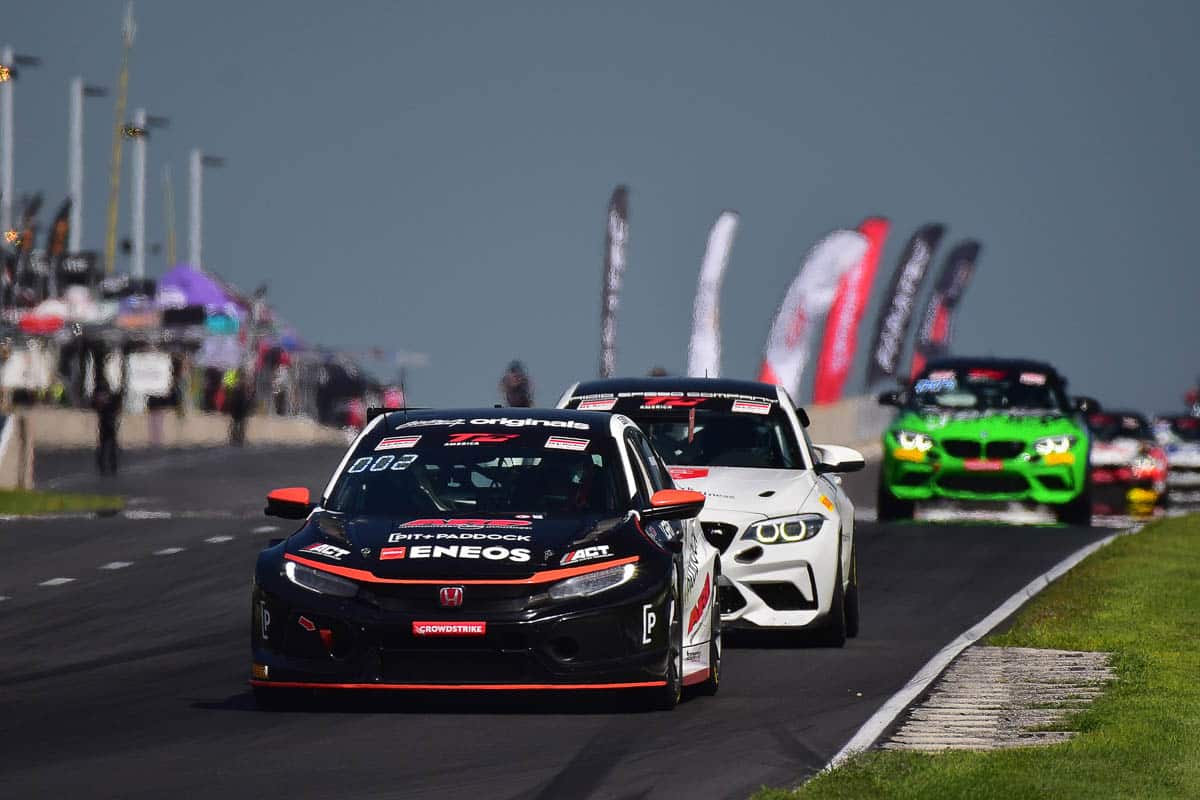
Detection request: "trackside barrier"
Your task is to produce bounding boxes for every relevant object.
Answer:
[804,395,892,452]
[0,415,35,489]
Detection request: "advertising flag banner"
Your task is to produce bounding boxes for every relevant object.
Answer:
[599,186,629,378]
[686,210,740,378]
[910,240,981,378]
[864,223,945,386]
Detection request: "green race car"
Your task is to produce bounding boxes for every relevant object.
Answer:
[877,357,1097,525]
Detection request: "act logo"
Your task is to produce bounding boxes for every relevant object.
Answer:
[561,545,611,565]
[300,542,350,561]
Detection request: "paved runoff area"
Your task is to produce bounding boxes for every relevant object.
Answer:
[0,447,1119,799]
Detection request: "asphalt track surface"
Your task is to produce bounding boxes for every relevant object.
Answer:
[0,445,1113,799]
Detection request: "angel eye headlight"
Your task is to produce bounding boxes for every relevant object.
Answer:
[1034,435,1076,456]
[745,515,825,544]
[896,430,934,452]
[284,560,359,597]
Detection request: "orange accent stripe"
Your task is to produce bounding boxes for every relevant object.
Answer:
[284,553,639,585]
[682,668,710,687]
[249,679,665,691]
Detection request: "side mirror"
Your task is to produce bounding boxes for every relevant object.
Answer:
[265,487,314,519]
[878,390,902,407]
[814,444,865,474]
[642,488,706,521]
[1073,396,1100,414]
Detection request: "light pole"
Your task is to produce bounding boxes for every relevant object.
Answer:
[103,3,136,274]
[188,149,224,269]
[67,78,108,253]
[0,48,41,236]
[125,109,168,278]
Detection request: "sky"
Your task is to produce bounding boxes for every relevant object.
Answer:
[6,1,1199,412]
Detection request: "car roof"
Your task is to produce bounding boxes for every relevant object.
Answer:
[1090,409,1149,421]
[570,376,781,398]
[378,407,614,429]
[923,356,1064,379]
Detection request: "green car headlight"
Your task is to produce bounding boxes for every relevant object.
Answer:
[744,515,825,544]
[1033,435,1076,456]
[896,430,934,452]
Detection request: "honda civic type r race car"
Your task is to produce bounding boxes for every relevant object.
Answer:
[250,409,720,709]
[878,357,1097,525]
[558,378,864,646]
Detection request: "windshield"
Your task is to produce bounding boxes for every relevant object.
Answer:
[326,423,623,517]
[1161,416,1200,442]
[909,367,1068,413]
[629,412,803,468]
[1087,412,1151,441]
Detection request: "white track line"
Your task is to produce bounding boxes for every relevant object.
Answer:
[823,526,1136,772]
[154,547,185,556]
[205,535,234,544]
[252,525,280,534]
[99,561,133,570]
[38,577,76,587]
[0,595,9,602]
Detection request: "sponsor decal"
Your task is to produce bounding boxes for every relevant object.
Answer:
[376,435,421,450]
[398,417,589,430]
[684,645,705,663]
[731,399,772,415]
[577,398,617,411]
[412,621,486,637]
[397,519,533,530]
[546,435,590,452]
[820,495,835,511]
[405,545,531,563]
[389,532,533,543]
[668,467,710,480]
[446,432,520,446]
[259,603,271,640]
[642,603,657,645]
[300,542,351,560]
[1019,372,1047,386]
[347,454,418,473]
[297,615,316,632]
[641,396,707,409]
[914,377,956,393]
[438,586,464,608]
[963,459,1004,471]
[560,545,611,565]
[687,574,712,634]
[928,369,956,381]
[967,368,1007,381]
[379,546,407,560]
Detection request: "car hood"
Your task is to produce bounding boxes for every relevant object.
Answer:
[1091,439,1143,466]
[667,466,816,518]
[893,410,1084,439]
[287,512,633,578]
[1166,442,1200,465]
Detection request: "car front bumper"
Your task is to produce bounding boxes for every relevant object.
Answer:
[882,449,1086,505]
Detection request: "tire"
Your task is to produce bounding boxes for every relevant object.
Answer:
[1055,489,1093,527]
[876,479,914,521]
[815,555,847,648]
[844,546,860,639]
[696,570,722,696]
[647,570,683,711]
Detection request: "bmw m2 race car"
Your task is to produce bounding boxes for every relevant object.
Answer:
[251,408,720,709]
[558,378,864,646]
[1086,410,1166,515]
[1155,414,1200,505]
[878,358,1097,525]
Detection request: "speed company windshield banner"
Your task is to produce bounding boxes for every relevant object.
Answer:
[910,240,982,378]
[812,216,890,403]
[757,229,868,397]
[863,223,945,387]
[686,210,740,379]
[599,185,630,379]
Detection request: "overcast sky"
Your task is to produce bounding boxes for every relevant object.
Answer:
[8,1,1199,411]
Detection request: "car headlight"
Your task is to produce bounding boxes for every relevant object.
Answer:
[896,430,934,452]
[743,514,825,544]
[1034,435,1076,456]
[547,563,636,600]
[284,560,359,597]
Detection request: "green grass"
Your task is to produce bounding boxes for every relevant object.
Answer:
[754,515,1200,800]
[0,489,124,515]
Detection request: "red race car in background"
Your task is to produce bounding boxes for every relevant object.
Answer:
[1086,410,1167,515]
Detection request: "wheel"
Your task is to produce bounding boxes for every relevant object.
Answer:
[814,554,847,648]
[1055,489,1093,526]
[646,570,683,710]
[876,479,914,521]
[696,570,722,696]
[844,546,860,639]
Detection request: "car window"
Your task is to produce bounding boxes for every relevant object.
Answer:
[631,430,672,492]
[623,437,653,504]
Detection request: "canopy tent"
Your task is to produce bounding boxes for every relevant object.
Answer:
[156,264,243,318]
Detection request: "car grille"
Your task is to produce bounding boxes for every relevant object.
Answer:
[747,580,818,611]
[701,522,739,553]
[1036,474,1070,491]
[380,650,535,683]
[938,472,1029,494]
[985,440,1026,460]
[942,439,981,459]
[359,583,541,614]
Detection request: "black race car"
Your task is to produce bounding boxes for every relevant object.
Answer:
[250,408,721,709]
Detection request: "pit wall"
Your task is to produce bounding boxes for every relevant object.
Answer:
[804,395,892,453]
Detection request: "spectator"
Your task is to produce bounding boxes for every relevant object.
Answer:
[499,360,533,407]
[227,373,251,446]
[92,380,122,475]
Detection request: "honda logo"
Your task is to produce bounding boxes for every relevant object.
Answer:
[438,586,464,608]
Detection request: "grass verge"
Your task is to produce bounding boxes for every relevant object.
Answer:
[0,489,124,515]
[755,515,1200,800]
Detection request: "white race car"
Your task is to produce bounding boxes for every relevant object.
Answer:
[1155,415,1200,504]
[558,377,863,646]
